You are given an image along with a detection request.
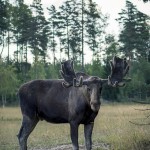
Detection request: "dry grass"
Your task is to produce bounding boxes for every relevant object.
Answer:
[93,104,150,150]
[0,104,150,150]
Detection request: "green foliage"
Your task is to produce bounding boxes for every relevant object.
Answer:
[45,62,61,79]
[117,0,150,59]
[0,60,19,95]
[85,59,105,77]
[28,61,46,80]
[29,0,49,63]
[0,59,19,106]
[121,59,150,101]
[11,1,32,64]
[104,34,120,58]
[47,5,58,65]
[0,0,8,44]
[85,0,108,60]
[58,0,83,60]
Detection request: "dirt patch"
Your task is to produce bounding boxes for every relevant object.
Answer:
[31,143,110,150]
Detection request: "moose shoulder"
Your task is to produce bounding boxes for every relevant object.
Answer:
[17,57,130,150]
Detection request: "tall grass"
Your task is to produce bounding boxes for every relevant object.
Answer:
[0,104,150,150]
[93,104,150,150]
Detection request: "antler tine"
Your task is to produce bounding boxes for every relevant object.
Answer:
[122,57,130,76]
[73,76,83,87]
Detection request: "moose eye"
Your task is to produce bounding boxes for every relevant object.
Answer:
[99,87,102,93]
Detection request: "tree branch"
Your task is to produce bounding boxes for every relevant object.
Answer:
[129,121,150,126]
[134,108,150,111]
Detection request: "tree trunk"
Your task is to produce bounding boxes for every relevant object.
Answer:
[81,0,84,71]
[0,33,5,57]
[52,22,56,66]
[59,39,62,61]
[2,94,6,108]
[7,30,10,64]
[67,20,70,59]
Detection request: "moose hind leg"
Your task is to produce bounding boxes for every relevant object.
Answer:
[17,115,39,150]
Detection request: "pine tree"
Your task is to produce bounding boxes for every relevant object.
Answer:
[142,0,149,2]
[104,34,120,59]
[0,0,8,57]
[29,0,48,62]
[5,0,12,63]
[85,0,108,61]
[29,0,48,78]
[0,60,19,107]
[11,0,32,81]
[66,0,82,62]
[47,5,58,66]
[135,11,150,59]
[117,0,150,60]
[58,0,73,59]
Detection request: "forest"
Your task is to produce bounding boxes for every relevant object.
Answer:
[0,0,150,106]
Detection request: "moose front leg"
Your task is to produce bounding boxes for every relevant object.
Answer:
[84,123,94,150]
[70,122,79,150]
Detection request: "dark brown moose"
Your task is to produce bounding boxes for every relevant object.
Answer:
[17,56,130,150]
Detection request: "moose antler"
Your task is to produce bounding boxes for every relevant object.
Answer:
[60,60,83,88]
[108,56,131,87]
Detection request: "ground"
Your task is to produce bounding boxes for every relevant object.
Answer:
[30,143,110,150]
[0,104,150,150]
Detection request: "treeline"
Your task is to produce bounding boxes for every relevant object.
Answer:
[0,0,150,106]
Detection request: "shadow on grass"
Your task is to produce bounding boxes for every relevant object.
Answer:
[134,140,150,150]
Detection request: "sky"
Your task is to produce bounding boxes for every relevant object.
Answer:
[24,0,150,35]
[3,0,150,63]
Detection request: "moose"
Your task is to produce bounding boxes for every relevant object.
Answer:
[17,56,130,150]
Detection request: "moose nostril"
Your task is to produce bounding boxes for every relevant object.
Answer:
[90,101,100,107]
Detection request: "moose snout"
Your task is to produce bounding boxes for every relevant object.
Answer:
[90,101,100,112]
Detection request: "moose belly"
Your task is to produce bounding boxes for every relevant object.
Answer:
[38,111,69,123]
[37,94,69,123]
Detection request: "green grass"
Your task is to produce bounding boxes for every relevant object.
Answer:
[0,104,150,150]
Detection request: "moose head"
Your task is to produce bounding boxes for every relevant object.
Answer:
[108,56,130,87]
[60,57,130,111]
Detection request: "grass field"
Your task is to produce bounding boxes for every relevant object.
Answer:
[0,104,150,150]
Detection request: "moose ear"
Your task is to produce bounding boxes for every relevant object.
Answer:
[62,82,72,88]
